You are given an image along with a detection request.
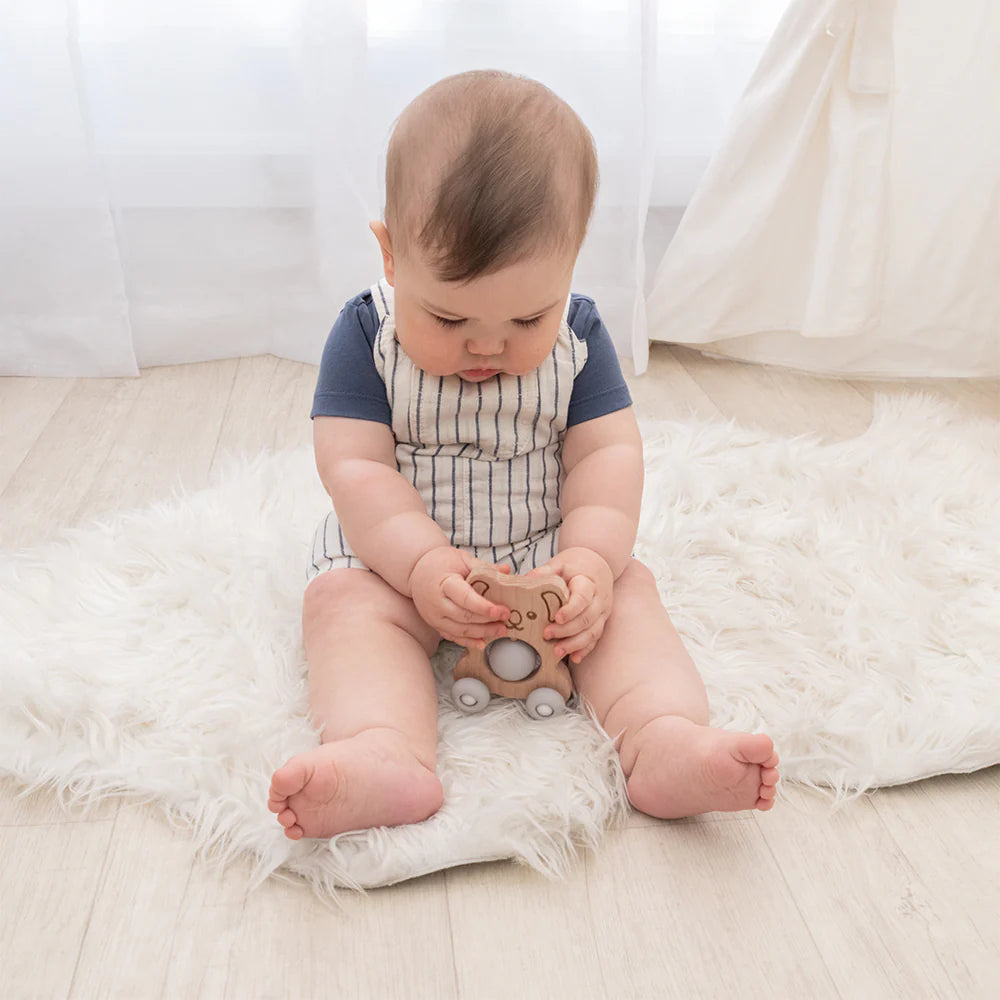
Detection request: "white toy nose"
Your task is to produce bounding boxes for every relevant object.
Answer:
[485,638,541,681]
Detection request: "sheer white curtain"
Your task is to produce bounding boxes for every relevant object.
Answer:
[0,1,783,378]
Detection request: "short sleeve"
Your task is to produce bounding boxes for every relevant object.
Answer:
[311,291,391,425]
[565,295,633,427]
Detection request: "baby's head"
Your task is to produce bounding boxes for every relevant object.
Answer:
[371,71,599,381]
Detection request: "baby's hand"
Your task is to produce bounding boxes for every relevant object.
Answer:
[408,546,510,648]
[528,547,613,663]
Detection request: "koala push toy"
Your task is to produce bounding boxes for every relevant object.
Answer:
[452,566,573,720]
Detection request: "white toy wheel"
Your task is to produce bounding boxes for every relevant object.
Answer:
[525,687,567,720]
[452,677,491,714]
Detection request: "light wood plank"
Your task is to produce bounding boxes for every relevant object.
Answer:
[158,856,253,1000]
[71,361,238,523]
[212,355,316,467]
[0,819,114,1000]
[222,868,457,999]
[445,859,607,999]
[0,774,117,826]
[585,820,840,998]
[669,345,874,440]
[0,376,75,495]
[865,766,1000,995]
[67,803,200,999]
[626,343,724,423]
[159,849,456,1000]
[849,377,1000,422]
[0,377,142,550]
[757,783,975,997]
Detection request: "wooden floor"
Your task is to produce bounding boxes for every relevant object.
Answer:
[2,345,999,999]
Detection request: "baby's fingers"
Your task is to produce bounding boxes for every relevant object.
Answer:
[554,621,606,664]
[442,619,509,648]
[554,591,589,627]
[441,575,508,623]
[545,577,595,637]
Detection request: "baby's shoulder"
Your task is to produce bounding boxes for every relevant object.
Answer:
[333,287,382,349]
[566,292,604,343]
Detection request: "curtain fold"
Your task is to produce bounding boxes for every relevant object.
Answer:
[0,4,138,376]
[3,0,681,376]
[647,0,1000,378]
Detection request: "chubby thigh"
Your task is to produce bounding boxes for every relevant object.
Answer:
[302,568,441,769]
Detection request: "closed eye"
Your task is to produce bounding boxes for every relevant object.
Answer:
[432,312,544,328]
[431,314,466,328]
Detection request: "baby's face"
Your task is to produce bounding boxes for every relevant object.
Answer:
[385,241,576,382]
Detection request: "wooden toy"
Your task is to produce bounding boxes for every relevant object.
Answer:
[451,566,573,719]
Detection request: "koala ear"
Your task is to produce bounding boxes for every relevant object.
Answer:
[471,580,490,597]
[540,590,563,623]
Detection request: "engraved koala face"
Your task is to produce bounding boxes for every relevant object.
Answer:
[471,580,563,633]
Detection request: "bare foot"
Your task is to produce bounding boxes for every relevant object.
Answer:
[267,729,443,840]
[625,715,779,820]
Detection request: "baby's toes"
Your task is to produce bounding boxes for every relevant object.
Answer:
[756,768,780,811]
[277,808,304,839]
[269,759,310,804]
[266,783,290,813]
[735,732,775,765]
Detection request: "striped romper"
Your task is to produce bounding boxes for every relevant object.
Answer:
[307,278,632,582]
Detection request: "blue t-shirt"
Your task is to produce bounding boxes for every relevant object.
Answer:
[312,289,631,427]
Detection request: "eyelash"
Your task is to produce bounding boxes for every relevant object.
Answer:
[431,314,543,329]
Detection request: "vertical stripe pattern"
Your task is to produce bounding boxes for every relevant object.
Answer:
[306,278,586,580]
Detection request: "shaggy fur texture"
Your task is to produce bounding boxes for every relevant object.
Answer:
[1,393,997,891]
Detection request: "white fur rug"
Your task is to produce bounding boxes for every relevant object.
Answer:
[1,393,998,892]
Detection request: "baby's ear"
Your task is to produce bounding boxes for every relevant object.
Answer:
[369,220,396,285]
[540,590,563,623]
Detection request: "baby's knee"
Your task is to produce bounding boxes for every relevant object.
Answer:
[304,568,370,624]
[303,569,437,653]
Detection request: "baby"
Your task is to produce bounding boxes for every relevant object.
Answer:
[268,70,779,840]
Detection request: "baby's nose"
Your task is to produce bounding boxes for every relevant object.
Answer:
[467,336,504,357]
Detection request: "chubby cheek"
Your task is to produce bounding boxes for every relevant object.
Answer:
[395,313,455,375]
[507,322,561,374]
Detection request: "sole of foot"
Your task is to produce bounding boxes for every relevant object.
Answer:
[626,715,780,820]
[267,731,443,840]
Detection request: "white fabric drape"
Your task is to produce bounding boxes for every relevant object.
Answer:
[648,0,1000,378]
[1,4,136,376]
[1,1,782,378]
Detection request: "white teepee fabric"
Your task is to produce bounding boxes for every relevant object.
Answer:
[647,0,1000,378]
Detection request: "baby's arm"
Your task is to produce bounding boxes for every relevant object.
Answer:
[315,416,445,591]
[559,406,643,577]
[314,416,509,645]
[530,407,644,662]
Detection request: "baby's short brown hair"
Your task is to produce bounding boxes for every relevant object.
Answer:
[385,70,599,283]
